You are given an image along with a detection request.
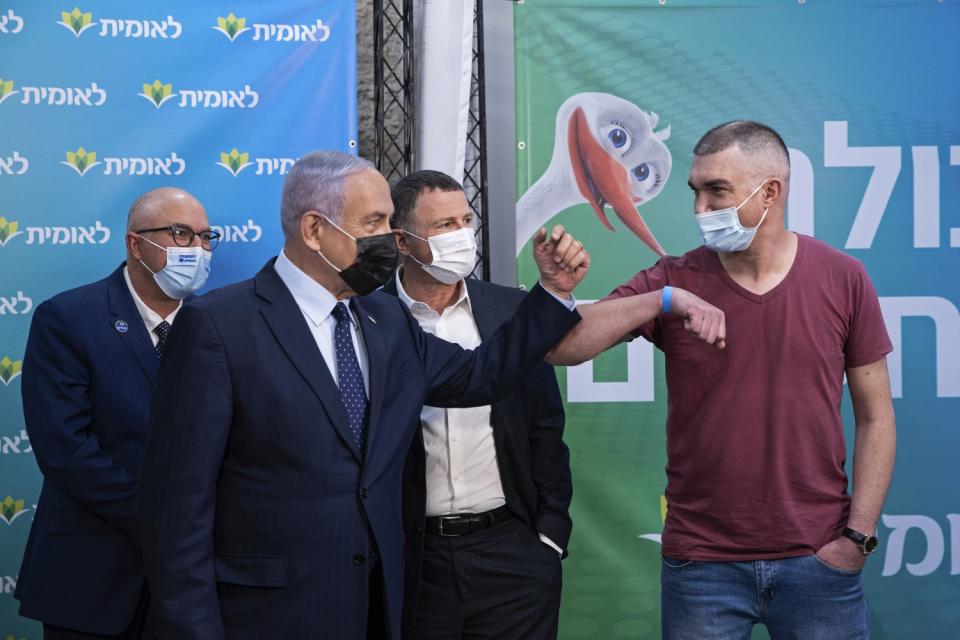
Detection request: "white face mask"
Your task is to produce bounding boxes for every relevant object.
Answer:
[137,235,212,299]
[694,180,769,253]
[403,227,477,285]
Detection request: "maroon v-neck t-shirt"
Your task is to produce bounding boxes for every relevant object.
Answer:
[605,235,892,561]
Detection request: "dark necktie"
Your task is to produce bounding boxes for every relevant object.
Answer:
[331,302,369,454]
[154,320,171,357]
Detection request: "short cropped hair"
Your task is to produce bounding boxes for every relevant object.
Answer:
[390,170,464,231]
[694,121,790,175]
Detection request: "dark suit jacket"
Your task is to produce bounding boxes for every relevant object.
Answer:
[16,263,157,634]
[136,260,580,640]
[384,277,573,640]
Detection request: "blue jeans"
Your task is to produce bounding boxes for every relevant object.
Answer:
[661,554,869,640]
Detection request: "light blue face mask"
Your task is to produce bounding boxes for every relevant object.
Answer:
[138,235,212,299]
[695,180,769,253]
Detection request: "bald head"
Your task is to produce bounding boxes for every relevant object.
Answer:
[127,187,206,232]
[694,121,790,182]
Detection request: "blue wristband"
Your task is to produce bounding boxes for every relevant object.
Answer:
[661,286,674,314]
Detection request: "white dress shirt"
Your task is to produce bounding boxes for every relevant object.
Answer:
[396,270,564,555]
[123,266,181,346]
[274,250,370,395]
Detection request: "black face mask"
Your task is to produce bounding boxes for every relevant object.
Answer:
[318,217,398,296]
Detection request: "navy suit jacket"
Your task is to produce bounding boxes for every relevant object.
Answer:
[137,260,580,640]
[16,263,160,634]
[385,277,573,639]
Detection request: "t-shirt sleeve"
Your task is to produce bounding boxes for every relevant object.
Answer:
[601,259,668,345]
[845,262,893,369]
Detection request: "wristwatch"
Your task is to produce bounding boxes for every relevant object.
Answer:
[842,527,879,556]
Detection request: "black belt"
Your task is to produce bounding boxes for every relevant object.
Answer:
[424,505,512,537]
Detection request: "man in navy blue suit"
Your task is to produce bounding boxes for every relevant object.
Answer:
[16,188,218,639]
[137,151,589,640]
[385,170,572,640]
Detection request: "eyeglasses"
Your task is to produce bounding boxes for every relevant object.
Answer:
[135,224,221,250]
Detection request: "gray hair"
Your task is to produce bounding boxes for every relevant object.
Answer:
[694,121,790,178]
[280,151,375,239]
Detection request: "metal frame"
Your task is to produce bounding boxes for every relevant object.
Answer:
[373,0,415,185]
[372,0,491,280]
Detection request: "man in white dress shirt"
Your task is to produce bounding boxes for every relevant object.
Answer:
[386,171,572,640]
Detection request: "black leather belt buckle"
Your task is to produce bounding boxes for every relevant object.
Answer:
[426,506,511,537]
[438,515,465,537]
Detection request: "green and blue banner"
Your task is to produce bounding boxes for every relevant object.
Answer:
[0,1,356,636]
[515,1,959,638]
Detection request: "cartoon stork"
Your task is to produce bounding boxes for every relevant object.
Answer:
[515,92,672,257]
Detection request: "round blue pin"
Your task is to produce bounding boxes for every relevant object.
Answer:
[114,320,129,333]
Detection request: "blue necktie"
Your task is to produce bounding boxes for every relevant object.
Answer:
[331,302,368,455]
[154,320,171,357]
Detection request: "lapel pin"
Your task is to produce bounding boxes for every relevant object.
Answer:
[114,320,129,334]
[367,315,377,324]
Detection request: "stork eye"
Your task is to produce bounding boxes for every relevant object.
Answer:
[608,127,628,148]
[601,123,632,155]
[633,163,651,181]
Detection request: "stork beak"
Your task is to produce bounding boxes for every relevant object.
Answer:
[567,107,666,256]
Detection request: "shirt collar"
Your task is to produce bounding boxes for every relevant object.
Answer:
[395,266,471,314]
[123,265,181,332]
[274,249,345,327]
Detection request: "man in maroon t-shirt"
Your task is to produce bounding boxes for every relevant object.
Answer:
[548,121,895,639]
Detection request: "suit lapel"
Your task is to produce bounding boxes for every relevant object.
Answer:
[353,297,387,474]
[106,264,159,384]
[465,280,513,452]
[255,263,360,463]
[465,279,503,341]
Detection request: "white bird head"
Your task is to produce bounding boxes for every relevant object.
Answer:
[526,92,672,256]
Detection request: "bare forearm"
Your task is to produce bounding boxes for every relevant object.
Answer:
[847,416,896,534]
[546,290,662,365]
[844,359,896,536]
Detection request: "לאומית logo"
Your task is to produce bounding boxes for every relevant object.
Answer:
[0,291,32,316]
[213,12,330,43]
[0,495,29,526]
[0,151,29,175]
[0,356,22,385]
[58,7,181,39]
[213,13,249,42]
[0,218,23,247]
[0,9,25,34]
[140,79,175,108]
[216,150,296,177]
[217,148,253,176]
[138,80,258,109]
[57,6,95,37]
[0,79,19,105]
[62,147,100,176]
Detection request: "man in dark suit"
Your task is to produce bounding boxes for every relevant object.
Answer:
[384,170,571,640]
[137,151,589,640]
[16,188,217,639]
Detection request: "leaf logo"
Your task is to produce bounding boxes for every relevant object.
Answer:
[139,79,175,108]
[0,78,19,105]
[0,218,23,247]
[62,147,101,176]
[638,495,667,545]
[57,7,95,37]
[0,356,22,385]
[213,13,249,41]
[216,148,252,176]
[0,495,29,525]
